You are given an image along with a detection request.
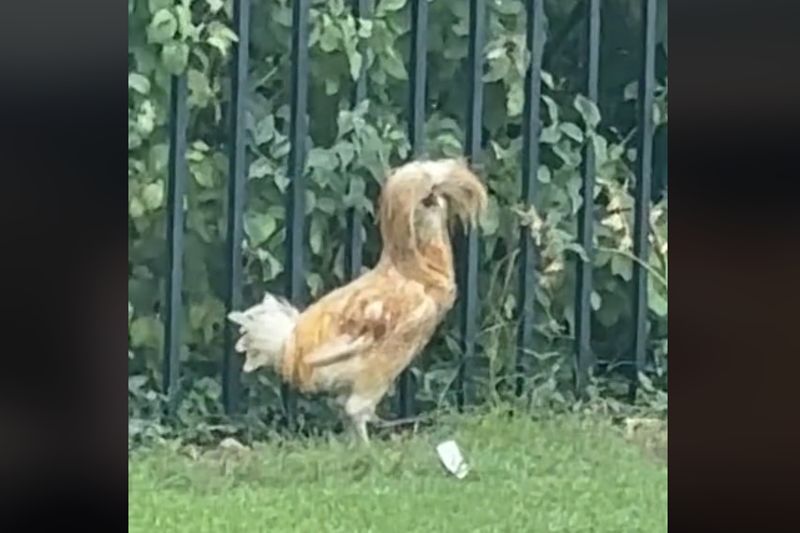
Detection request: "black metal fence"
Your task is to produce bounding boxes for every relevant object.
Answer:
[161,0,661,421]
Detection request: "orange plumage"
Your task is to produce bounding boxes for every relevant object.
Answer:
[227,158,487,442]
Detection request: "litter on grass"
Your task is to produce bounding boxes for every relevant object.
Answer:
[435,439,470,479]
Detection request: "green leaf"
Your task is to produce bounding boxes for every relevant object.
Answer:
[610,254,633,281]
[135,100,156,135]
[552,143,580,167]
[128,73,151,95]
[190,159,215,187]
[357,19,373,39]
[147,9,178,44]
[637,371,656,392]
[648,276,668,316]
[148,143,169,174]
[253,114,276,146]
[483,54,510,83]
[335,142,356,168]
[309,216,325,254]
[564,242,589,263]
[189,303,207,331]
[204,0,224,13]
[192,140,210,153]
[623,81,638,101]
[382,48,408,80]
[316,197,338,214]
[244,212,277,246]
[187,69,213,108]
[256,248,283,281]
[319,16,341,53]
[559,122,584,143]
[541,71,554,89]
[129,316,162,348]
[307,273,324,297]
[348,50,364,82]
[573,94,601,129]
[206,21,239,57]
[324,77,340,96]
[142,182,164,210]
[479,196,500,235]
[565,176,582,214]
[653,102,663,126]
[305,189,317,215]
[129,197,145,219]
[537,165,551,184]
[492,0,523,15]
[249,157,274,179]
[506,83,524,117]
[589,132,609,168]
[343,176,367,209]
[590,290,602,311]
[377,0,407,16]
[540,125,561,144]
[161,42,189,75]
[148,0,173,12]
[173,3,196,40]
[541,94,559,123]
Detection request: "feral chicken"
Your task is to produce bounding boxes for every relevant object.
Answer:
[227,158,487,442]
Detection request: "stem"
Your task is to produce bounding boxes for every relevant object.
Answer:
[595,246,667,289]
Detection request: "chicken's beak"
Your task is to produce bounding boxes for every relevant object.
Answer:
[436,160,488,230]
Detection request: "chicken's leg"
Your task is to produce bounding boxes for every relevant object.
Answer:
[344,394,378,444]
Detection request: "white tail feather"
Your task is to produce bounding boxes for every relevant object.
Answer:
[227,293,300,372]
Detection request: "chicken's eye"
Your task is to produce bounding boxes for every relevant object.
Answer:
[421,193,438,208]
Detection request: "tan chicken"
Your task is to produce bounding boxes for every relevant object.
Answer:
[227,158,487,442]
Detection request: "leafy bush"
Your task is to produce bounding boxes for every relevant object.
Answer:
[128,0,667,443]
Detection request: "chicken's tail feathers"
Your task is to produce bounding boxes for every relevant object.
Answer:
[226,293,300,373]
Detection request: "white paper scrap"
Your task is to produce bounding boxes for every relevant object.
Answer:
[436,439,470,479]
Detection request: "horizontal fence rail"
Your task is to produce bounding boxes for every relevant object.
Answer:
[157,0,664,426]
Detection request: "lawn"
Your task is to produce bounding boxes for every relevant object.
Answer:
[128,413,667,533]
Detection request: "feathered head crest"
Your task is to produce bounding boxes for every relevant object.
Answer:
[377,157,488,259]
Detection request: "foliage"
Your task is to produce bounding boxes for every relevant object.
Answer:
[128,0,668,443]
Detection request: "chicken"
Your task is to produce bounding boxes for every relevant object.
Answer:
[227,157,487,442]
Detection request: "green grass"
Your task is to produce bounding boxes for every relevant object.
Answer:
[129,413,667,533]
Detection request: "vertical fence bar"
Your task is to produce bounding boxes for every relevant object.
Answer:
[573,0,601,395]
[162,75,188,415]
[222,0,251,415]
[284,0,311,427]
[397,0,428,419]
[629,0,658,401]
[344,0,370,281]
[456,0,485,409]
[515,0,546,397]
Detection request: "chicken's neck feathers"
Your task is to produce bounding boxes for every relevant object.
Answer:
[377,232,454,288]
